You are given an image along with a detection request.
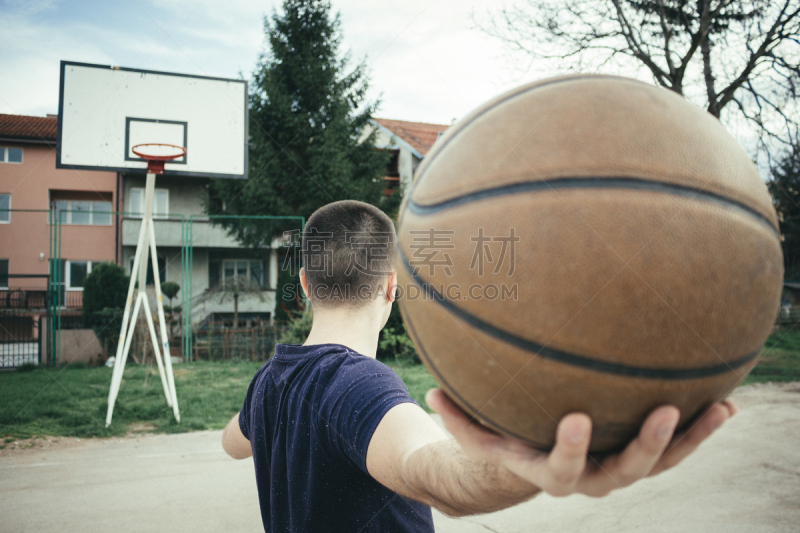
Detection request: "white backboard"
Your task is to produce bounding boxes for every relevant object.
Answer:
[57,61,248,179]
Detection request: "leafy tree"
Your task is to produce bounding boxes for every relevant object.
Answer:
[478,0,800,157]
[768,142,800,279]
[206,0,391,319]
[160,281,180,306]
[82,262,129,356]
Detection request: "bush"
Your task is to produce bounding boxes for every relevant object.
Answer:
[82,263,129,358]
[377,306,420,363]
[379,325,419,364]
[279,309,313,345]
[161,281,180,303]
[82,263,128,327]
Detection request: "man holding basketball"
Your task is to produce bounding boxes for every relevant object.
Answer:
[222,200,736,532]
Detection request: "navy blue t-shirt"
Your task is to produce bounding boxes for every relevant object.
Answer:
[239,343,435,532]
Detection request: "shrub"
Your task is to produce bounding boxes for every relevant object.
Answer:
[279,309,313,345]
[161,282,180,304]
[379,325,420,364]
[82,263,128,327]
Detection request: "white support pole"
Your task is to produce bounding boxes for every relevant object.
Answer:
[106,171,180,426]
[106,216,148,426]
[149,218,180,421]
[141,290,172,406]
[106,291,144,425]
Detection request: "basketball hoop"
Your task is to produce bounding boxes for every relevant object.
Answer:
[132,143,187,174]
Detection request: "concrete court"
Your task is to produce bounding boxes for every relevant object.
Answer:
[1,382,798,533]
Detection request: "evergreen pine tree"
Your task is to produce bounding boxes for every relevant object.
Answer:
[207,0,390,318]
[208,0,389,246]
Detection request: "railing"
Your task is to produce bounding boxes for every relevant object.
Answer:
[0,287,83,310]
[192,324,286,361]
[59,290,83,309]
[0,288,50,309]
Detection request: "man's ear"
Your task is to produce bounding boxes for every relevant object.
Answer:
[386,270,398,303]
[299,267,310,300]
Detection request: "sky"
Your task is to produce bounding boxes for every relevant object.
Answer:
[0,0,564,125]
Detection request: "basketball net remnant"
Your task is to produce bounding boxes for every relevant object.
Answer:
[106,144,186,427]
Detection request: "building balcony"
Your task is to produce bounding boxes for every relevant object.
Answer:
[0,287,81,310]
[121,217,244,248]
[0,288,50,310]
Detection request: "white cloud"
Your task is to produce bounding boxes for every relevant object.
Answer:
[0,0,547,124]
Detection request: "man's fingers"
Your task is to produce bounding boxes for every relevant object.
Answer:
[426,389,469,427]
[538,413,591,496]
[425,389,506,461]
[648,402,732,476]
[722,399,738,417]
[583,406,678,496]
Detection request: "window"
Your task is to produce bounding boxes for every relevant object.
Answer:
[222,259,264,289]
[129,188,168,218]
[0,193,9,223]
[0,147,23,164]
[53,200,112,225]
[208,259,220,289]
[129,256,167,286]
[66,261,93,290]
[0,259,8,289]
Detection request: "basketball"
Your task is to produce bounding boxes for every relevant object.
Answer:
[396,74,784,453]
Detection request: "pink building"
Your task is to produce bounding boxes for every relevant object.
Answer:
[0,113,118,326]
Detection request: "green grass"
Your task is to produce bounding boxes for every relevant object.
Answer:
[388,361,439,411]
[743,330,800,384]
[0,360,438,440]
[0,361,263,440]
[3,331,797,441]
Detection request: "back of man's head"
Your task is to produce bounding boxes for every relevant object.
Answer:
[302,200,396,308]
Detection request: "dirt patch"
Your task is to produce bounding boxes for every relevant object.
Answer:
[126,422,157,437]
[730,381,800,408]
[0,435,88,456]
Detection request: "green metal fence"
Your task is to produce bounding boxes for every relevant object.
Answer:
[1,209,304,366]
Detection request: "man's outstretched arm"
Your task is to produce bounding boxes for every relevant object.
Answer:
[222,413,253,460]
[366,390,736,517]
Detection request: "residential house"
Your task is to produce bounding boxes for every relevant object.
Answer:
[118,174,279,327]
[0,113,117,364]
[362,118,450,194]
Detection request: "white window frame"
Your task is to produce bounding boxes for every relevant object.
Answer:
[66,260,93,291]
[53,199,112,226]
[0,146,23,164]
[0,193,10,224]
[129,187,169,219]
[222,259,264,289]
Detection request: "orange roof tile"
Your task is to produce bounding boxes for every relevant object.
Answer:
[0,114,57,142]
[374,118,449,156]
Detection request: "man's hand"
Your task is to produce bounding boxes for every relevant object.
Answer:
[426,389,737,498]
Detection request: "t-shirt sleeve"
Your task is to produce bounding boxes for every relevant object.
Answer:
[320,359,417,474]
[238,369,259,441]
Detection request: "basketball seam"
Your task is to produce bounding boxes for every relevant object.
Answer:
[411,74,633,189]
[401,304,551,448]
[398,247,761,380]
[407,177,779,236]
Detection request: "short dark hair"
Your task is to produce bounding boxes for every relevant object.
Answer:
[302,200,396,307]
